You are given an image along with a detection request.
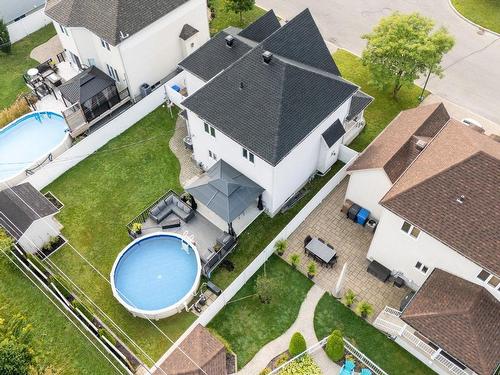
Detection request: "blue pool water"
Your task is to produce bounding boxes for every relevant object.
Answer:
[113,234,199,311]
[0,111,68,181]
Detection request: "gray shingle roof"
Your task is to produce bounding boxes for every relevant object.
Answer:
[183,45,357,165]
[238,9,281,42]
[179,24,198,40]
[347,91,373,120]
[0,183,58,240]
[178,31,252,81]
[59,66,115,105]
[322,119,345,147]
[45,0,188,45]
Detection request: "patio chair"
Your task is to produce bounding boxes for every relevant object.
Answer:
[304,235,312,247]
[361,369,372,375]
[318,237,325,243]
[340,360,355,375]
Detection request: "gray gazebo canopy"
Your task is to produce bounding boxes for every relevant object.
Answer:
[186,160,264,223]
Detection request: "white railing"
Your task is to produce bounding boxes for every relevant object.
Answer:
[374,307,471,375]
[269,336,388,375]
[152,153,359,371]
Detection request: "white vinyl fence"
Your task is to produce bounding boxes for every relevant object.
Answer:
[7,7,52,43]
[26,84,173,190]
[153,151,358,370]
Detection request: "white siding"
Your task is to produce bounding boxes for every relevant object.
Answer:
[6,6,51,43]
[344,169,392,219]
[18,216,60,253]
[184,71,206,95]
[367,208,500,300]
[118,0,209,98]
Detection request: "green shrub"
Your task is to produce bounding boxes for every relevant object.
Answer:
[131,222,142,233]
[279,355,322,375]
[325,330,344,362]
[255,274,276,304]
[259,368,271,375]
[289,253,300,269]
[343,289,357,308]
[274,239,288,256]
[98,328,116,346]
[288,332,306,357]
[307,261,317,277]
[356,301,374,319]
[276,353,289,367]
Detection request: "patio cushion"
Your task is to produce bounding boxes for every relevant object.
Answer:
[150,205,161,216]
[157,200,167,211]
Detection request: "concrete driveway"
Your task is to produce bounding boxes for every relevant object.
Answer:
[257,0,500,125]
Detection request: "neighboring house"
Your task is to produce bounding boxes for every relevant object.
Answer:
[174,10,372,217]
[345,103,500,298]
[0,183,61,253]
[0,0,44,23]
[154,324,231,375]
[44,0,210,99]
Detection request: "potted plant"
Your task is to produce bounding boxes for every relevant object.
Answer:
[307,261,317,279]
[289,253,300,269]
[343,289,357,308]
[355,301,374,319]
[131,222,142,235]
[274,239,288,256]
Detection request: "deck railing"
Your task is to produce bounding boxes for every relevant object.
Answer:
[374,307,472,375]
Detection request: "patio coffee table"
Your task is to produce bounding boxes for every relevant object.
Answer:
[305,237,336,264]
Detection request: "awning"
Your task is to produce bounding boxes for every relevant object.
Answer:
[186,160,264,223]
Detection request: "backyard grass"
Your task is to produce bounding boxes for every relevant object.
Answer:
[451,0,500,34]
[334,49,425,152]
[0,256,118,374]
[314,293,435,375]
[43,107,196,363]
[209,0,267,34]
[0,24,57,110]
[208,255,313,368]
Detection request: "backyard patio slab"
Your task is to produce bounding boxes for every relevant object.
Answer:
[169,117,202,186]
[283,177,409,319]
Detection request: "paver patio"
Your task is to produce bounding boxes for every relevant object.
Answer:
[283,177,409,319]
[169,117,202,186]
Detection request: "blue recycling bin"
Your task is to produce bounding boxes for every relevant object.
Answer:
[356,208,370,226]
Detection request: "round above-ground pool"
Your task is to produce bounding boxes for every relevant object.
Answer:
[110,232,201,319]
[0,111,71,186]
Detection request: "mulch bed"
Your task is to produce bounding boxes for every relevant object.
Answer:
[44,191,64,209]
[36,235,66,259]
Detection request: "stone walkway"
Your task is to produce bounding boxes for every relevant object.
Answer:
[30,35,63,63]
[238,285,340,375]
[168,117,202,187]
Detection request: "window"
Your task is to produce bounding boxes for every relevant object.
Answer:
[106,64,120,82]
[208,150,217,160]
[242,147,255,163]
[101,39,110,51]
[487,275,499,288]
[204,123,215,137]
[401,221,420,238]
[415,262,429,274]
[477,270,490,281]
[477,270,500,289]
[59,24,69,36]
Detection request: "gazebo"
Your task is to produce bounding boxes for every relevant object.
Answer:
[186,160,264,235]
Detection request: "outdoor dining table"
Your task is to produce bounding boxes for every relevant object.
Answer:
[305,237,336,264]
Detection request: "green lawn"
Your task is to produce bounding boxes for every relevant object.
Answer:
[209,0,267,34]
[0,256,119,374]
[0,24,57,110]
[43,107,196,363]
[334,49,425,152]
[314,293,434,375]
[452,0,500,34]
[208,255,313,368]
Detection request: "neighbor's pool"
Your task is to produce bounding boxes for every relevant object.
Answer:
[110,232,201,319]
[0,111,70,185]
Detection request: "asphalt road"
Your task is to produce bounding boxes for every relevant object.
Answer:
[257,0,500,124]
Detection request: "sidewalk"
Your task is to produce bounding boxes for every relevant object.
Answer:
[238,285,340,374]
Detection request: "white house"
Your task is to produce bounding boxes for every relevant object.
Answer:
[0,183,61,253]
[170,10,372,222]
[44,0,210,99]
[345,103,500,297]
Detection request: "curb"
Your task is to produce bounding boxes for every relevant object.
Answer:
[448,0,500,38]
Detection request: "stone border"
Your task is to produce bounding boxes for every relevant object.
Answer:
[448,0,500,38]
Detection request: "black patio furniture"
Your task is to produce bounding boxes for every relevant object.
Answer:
[149,193,194,223]
[305,237,336,265]
[367,260,391,282]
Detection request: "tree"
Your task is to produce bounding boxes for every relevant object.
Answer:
[0,19,11,54]
[225,0,255,23]
[255,274,277,304]
[325,330,344,362]
[362,12,454,98]
[288,332,306,357]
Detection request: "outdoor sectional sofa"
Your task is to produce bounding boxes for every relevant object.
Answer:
[149,194,194,223]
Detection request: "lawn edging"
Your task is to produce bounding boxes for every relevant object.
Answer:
[151,146,358,371]
[448,0,500,37]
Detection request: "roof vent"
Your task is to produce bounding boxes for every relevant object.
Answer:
[239,82,244,90]
[225,35,235,47]
[262,51,273,64]
[415,139,428,151]
[456,195,465,204]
